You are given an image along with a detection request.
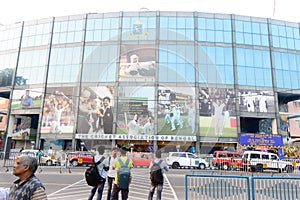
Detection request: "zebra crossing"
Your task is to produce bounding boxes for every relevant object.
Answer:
[48,168,178,200]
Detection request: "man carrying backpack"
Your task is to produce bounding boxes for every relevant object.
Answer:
[148,150,169,200]
[88,146,109,200]
[111,146,133,200]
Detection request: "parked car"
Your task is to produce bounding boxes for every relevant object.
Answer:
[19,149,58,166]
[130,152,153,167]
[212,150,243,170]
[242,150,294,173]
[68,151,94,166]
[166,152,209,169]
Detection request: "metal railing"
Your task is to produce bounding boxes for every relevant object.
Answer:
[185,174,300,200]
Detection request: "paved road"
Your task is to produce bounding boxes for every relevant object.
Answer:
[0,165,181,200]
[47,168,178,200]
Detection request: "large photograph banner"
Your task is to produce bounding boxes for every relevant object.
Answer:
[199,87,237,137]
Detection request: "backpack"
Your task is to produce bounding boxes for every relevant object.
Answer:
[85,156,105,186]
[150,160,163,185]
[117,157,131,189]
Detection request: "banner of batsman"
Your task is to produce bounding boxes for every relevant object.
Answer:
[118,44,156,82]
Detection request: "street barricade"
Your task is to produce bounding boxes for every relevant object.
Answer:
[185,174,250,200]
[252,176,300,200]
[185,174,300,200]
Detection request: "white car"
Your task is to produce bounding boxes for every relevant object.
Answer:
[242,150,293,173]
[19,150,58,166]
[166,152,209,169]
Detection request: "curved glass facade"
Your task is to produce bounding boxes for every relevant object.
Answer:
[1,11,300,153]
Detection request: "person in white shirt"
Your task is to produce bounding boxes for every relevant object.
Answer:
[88,146,109,200]
[106,147,118,200]
[143,117,154,135]
[127,114,140,135]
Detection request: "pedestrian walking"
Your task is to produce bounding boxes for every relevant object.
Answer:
[8,155,48,200]
[111,146,133,200]
[88,146,109,200]
[148,150,169,200]
[106,147,118,200]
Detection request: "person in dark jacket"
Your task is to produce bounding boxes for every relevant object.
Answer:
[8,156,47,200]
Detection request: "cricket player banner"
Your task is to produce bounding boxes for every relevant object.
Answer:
[157,86,196,136]
[119,44,156,82]
[116,86,155,135]
[11,88,42,110]
[77,85,115,135]
[41,86,77,134]
[199,87,237,138]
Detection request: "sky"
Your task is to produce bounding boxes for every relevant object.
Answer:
[0,0,299,25]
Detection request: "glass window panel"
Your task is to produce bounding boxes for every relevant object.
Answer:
[255,68,264,86]
[297,55,300,70]
[281,53,289,70]
[296,39,300,50]
[271,25,279,36]
[253,34,261,46]
[206,30,215,42]
[289,53,296,70]
[159,44,195,83]
[16,50,48,85]
[215,19,223,30]
[206,18,214,30]
[286,27,293,37]
[260,23,268,34]
[225,65,234,84]
[287,38,295,50]
[236,48,245,66]
[223,20,231,31]
[283,70,291,88]
[235,20,243,32]
[263,69,272,87]
[261,35,269,46]
[243,21,251,32]
[83,45,118,82]
[278,26,286,37]
[224,32,232,43]
[236,32,244,44]
[262,51,271,68]
[215,31,223,42]
[237,66,246,85]
[215,48,224,65]
[48,47,81,83]
[244,33,252,45]
[254,51,263,67]
[245,49,253,66]
[198,30,206,41]
[276,69,283,88]
[198,18,206,28]
[247,67,255,85]
[290,72,299,89]
[252,22,260,34]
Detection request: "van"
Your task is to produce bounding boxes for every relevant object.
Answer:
[166,152,209,169]
[242,150,293,173]
[212,150,243,170]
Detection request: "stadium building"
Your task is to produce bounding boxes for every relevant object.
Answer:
[0,11,300,154]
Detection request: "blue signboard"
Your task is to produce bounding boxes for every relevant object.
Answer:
[239,133,283,147]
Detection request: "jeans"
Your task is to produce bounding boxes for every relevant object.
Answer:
[88,179,106,200]
[111,184,129,200]
[106,176,114,200]
[148,183,163,200]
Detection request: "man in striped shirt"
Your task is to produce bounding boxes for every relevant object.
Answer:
[8,155,48,200]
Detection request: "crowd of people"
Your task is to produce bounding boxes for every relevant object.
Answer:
[2,146,168,200]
